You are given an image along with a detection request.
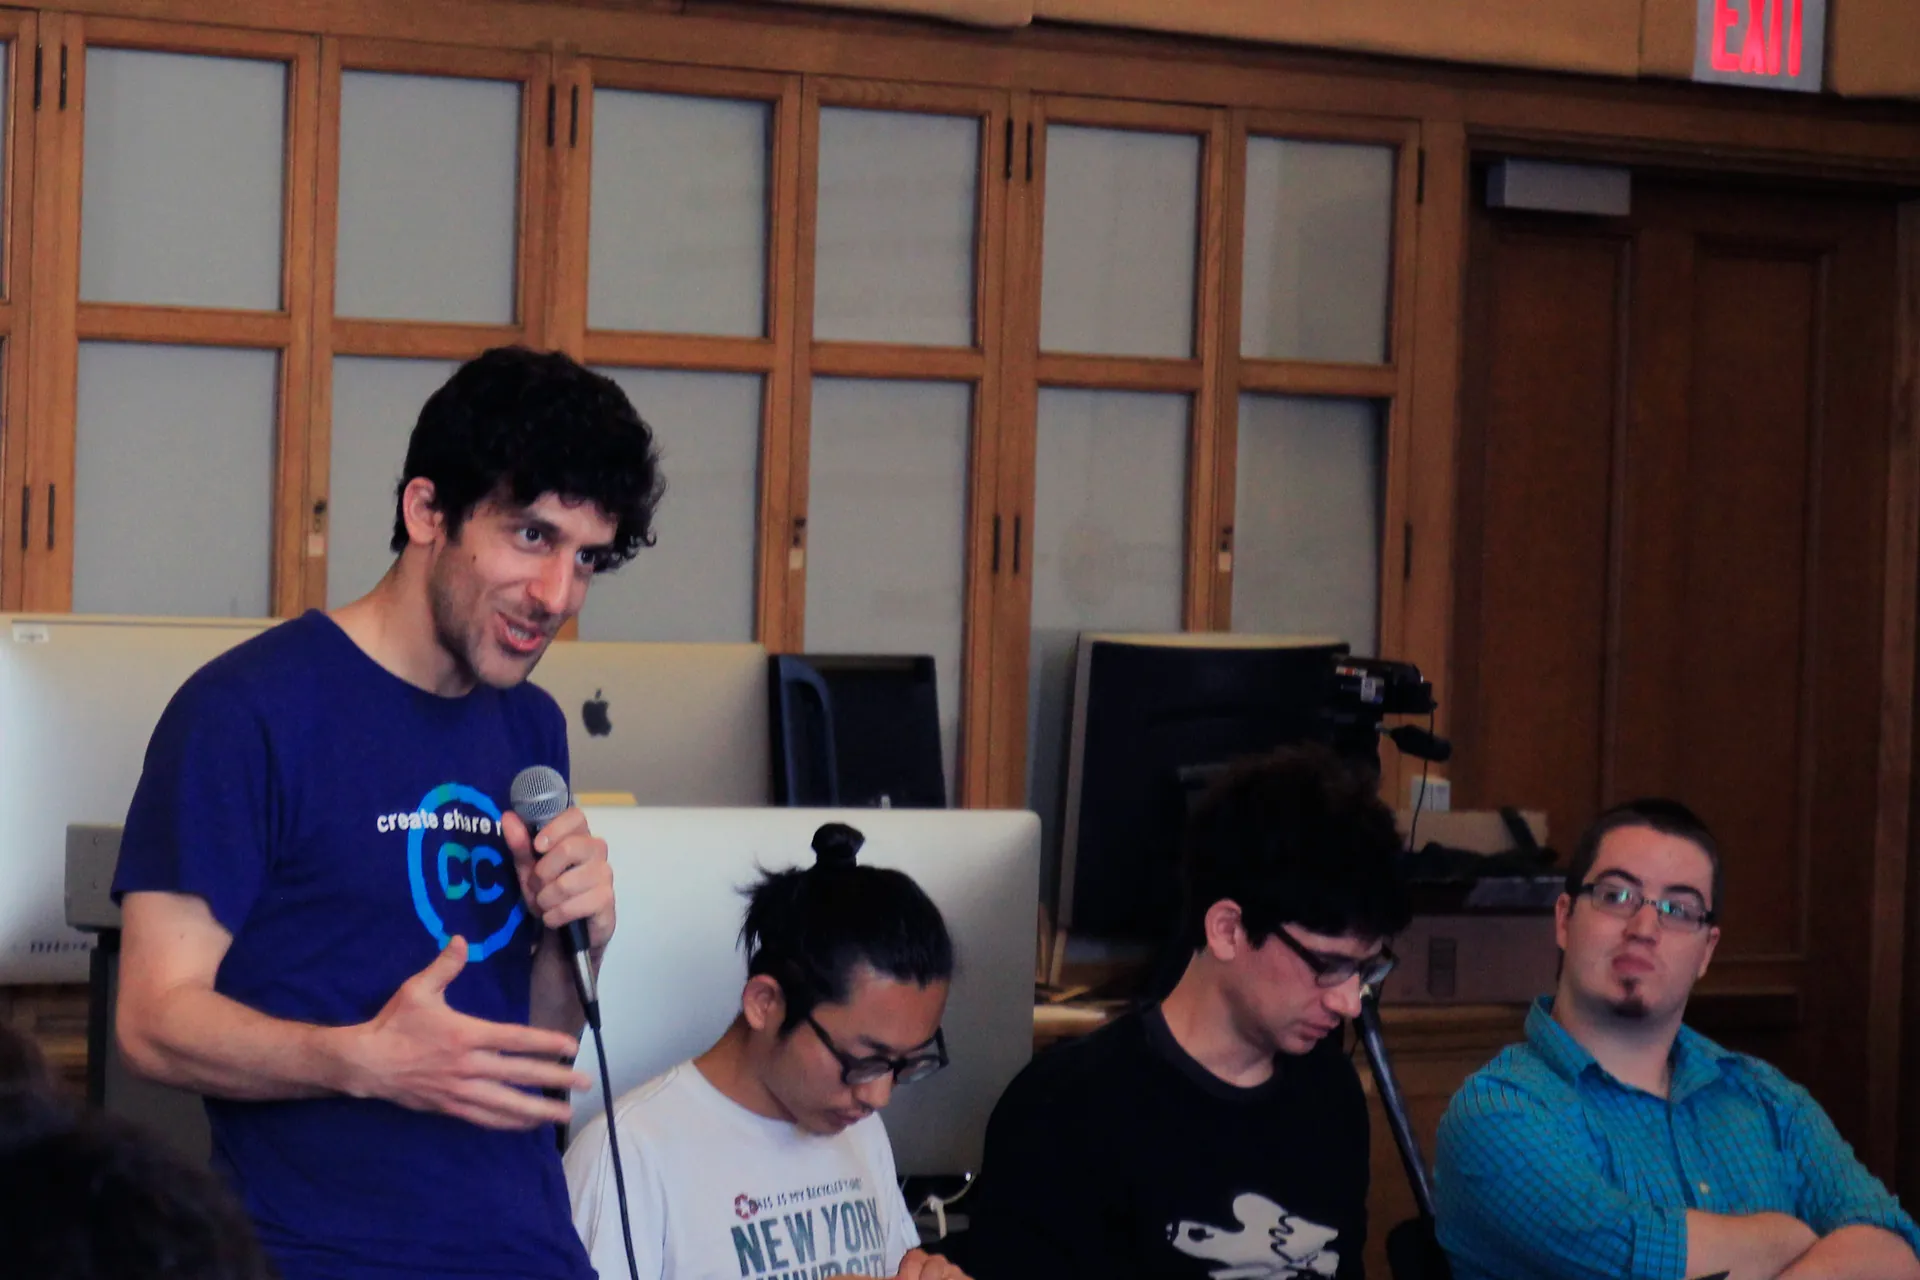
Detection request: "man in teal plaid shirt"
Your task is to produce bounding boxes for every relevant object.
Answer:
[1434,799,1920,1280]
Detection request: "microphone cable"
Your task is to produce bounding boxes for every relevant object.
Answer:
[513,767,640,1280]
[584,1003,641,1280]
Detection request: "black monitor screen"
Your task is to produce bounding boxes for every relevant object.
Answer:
[1059,638,1348,939]
[771,654,947,809]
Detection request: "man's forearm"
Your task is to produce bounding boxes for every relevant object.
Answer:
[118,982,355,1101]
[529,931,600,1036]
[1776,1225,1920,1280]
[1685,1210,1818,1280]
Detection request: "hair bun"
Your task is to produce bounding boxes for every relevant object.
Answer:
[811,823,865,870]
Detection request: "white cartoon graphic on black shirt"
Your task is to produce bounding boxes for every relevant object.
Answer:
[1167,1192,1340,1279]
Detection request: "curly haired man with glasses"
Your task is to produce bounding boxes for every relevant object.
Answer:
[959,745,1412,1280]
[1436,799,1920,1280]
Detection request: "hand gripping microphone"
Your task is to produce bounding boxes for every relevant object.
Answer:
[510,765,599,1029]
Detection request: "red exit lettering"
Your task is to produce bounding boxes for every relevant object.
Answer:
[1712,0,1804,77]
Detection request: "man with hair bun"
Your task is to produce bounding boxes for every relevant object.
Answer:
[566,823,972,1280]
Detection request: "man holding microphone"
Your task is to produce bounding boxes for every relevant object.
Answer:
[112,347,663,1280]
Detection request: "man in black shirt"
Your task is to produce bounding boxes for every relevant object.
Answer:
[960,745,1411,1279]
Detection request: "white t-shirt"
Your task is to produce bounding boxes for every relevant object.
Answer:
[565,1061,920,1280]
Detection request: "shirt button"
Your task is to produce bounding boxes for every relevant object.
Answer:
[1698,1182,1710,1195]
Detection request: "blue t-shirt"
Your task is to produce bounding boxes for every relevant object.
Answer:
[114,611,596,1280]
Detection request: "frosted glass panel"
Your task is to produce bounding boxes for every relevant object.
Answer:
[1242,138,1396,364]
[814,108,977,347]
[1027,390,1188,890]
[336,72,519,323]
[1040,125,1199,358]
[806,379,972,801]
[579,369,762,642]
[81,49,285,309]
[589,91,768,337]
[326,357,461,606]
[1232,396,1383,653]
[74,344,278,616]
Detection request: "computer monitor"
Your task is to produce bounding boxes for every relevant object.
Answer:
[1056,632,1349,940]
[0,613,274,983]
[529,640,769,805]
[768,654,946,809]
[571,806,1039,1177]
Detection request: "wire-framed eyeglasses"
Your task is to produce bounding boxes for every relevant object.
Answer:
[805,1015,949,1087]
[1574,877,1716,932]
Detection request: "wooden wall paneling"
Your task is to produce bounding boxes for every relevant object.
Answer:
[1898,199,1920,1205]
[1207,109,1246,633]
[1790,193,1901,1164]
[961,85,1013,808]
[1182,106,1228,632]
[35,0,1920,177]
[1606,225,1693,806]
[1373,120,1423,800]
[311,40,556,619]
[988,86,1037,813]
[327,39,556,348]
[65,3,325,647]
[1398,119,1465,760]
[0,11,38,612]
[799,76,1013,805]
[22,10,82,611]
[273,30,319,619]
[780,74,822,656]
[755,73,804,651]
[303,34,342,611]
[1675,237,1824,970]
[809,343,985,380]
[58,19,318,618]
[543,49,590,359]
[1029,354,1202,391]
[1864,196,1915,1185]
[1450,213,1628,838]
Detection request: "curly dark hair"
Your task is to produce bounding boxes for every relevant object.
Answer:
[388,346,664,567]
[1177,744,1412,951]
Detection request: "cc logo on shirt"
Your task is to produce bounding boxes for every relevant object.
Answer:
[404,782,526,961]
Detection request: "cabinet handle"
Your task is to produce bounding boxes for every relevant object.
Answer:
[46,483,55,550]
[17,485,26,551]
[1012,514,1022,574]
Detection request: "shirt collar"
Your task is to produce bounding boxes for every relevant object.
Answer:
[1524,994,1736,1101]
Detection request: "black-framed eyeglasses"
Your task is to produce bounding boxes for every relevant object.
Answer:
[1574,877,1716,933]
[1272,927,1398,990]
[804,1015,949,1087]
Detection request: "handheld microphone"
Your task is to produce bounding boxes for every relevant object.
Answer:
[510,765,599,1029]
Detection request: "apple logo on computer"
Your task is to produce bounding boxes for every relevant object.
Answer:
[582,689,612,738]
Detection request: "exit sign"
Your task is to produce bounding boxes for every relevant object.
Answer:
[1696,0,1825,92]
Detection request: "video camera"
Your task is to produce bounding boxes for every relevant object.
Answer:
[1323,656,1451,768]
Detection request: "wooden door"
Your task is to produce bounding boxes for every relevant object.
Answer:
[1453,173,1902,1167]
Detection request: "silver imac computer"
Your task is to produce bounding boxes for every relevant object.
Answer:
[572,806,1041,1177]
[0,613,274,982]
[530,641,769,805]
